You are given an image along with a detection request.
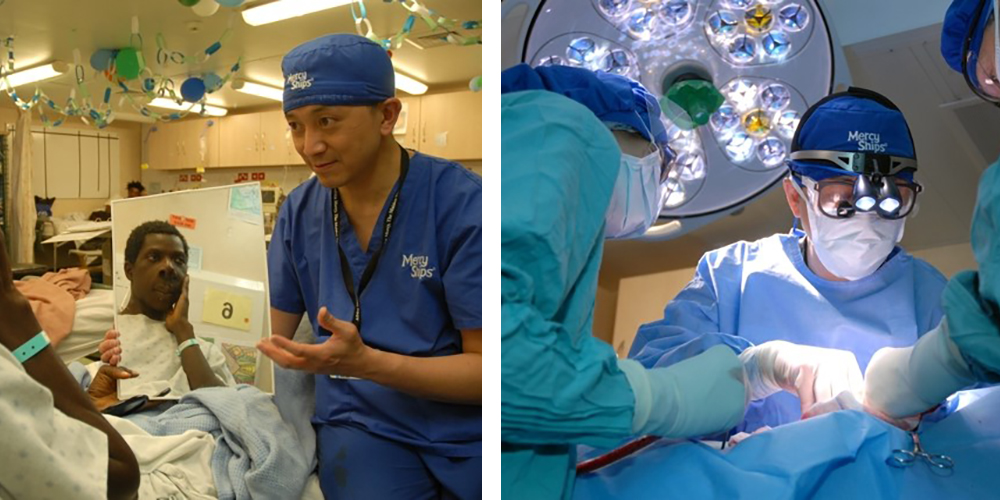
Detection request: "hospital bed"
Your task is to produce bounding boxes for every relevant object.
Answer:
[574,387,1000,500]
[66,295,326,499]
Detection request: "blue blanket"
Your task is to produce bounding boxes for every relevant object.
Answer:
[129,384,312,500]
[575,387,1000,499]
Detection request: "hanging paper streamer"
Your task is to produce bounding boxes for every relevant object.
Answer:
[350,0,482,51]
[0,15,242,129]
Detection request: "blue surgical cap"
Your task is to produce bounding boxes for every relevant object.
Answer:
[789,89,916,182]
[500,63,669,149]
[281,34,395,114]
[941,0,995,81]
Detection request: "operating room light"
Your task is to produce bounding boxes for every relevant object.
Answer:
[775,110,801,138]
[598,0,631,18]
[603,49,633,74]
[726,132,755,162]
[763,32,792,58]
[756,137,786,167]
[657,0,693,27]
[779,4,810,31]
[0,62,68,90]
[710,104,740,134]
[514,0,833,216]
[567,37,600,65]
[761,84,792,111]
[148,98,228,116]
[707,10,739,36]
[728,35,757,63]
[627,8,657,40]
[394,72,429,95]
[242,0,354,27]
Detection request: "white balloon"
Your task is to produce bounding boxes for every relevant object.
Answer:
[192,0,220,17]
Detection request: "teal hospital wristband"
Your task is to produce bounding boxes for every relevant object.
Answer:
[176,338,200,356]
[14,331,51,364]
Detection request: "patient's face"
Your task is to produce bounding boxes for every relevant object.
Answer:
[125,234,188,314]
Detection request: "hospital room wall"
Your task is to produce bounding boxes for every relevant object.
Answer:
[0,105,143,217]
[598,242,977,358]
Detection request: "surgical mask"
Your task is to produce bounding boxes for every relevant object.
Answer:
[795,177,906,280]
[604,151,666,239]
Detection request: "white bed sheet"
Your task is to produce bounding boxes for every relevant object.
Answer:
[55,288,115,363]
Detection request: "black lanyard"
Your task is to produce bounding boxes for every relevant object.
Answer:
[331,147,410,331]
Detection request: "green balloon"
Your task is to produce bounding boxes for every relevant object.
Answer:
[115,47,145,80]
[178,0,201,6]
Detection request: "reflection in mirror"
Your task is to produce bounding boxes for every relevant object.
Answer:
[111,183,274,400]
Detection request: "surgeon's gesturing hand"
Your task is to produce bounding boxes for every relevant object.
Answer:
[740,340,865,414]
[257,306,372,377]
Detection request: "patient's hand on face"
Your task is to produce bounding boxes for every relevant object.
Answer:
[88,365,139,412]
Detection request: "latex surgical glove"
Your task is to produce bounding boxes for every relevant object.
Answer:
[617,344,747,438]
[739,340,864,414]
[864,320,975,420]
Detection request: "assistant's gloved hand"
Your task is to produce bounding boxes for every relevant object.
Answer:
[617,345,747,438]
[739,340,864,414]
[864,320,975,420]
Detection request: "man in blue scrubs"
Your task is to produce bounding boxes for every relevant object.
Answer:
[257,34,482,499]
[630,88,947,432]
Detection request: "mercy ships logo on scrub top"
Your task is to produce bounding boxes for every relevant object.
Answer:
[287,72,313,90]
[402,254,435,280]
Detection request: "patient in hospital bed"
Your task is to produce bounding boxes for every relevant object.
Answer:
[107,221,235,402]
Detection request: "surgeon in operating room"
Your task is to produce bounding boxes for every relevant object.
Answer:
[861,0,1000,421]
[501,64,750,500]
[629,87,948,433]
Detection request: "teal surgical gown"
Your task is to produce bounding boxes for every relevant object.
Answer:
[944,156,1000,383]
[501,90,636,499]
[630,231,947,431]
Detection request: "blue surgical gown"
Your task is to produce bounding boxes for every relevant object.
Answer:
[268,150,482,457]
[630,231,947,431]
[501,91,637,500]
[944,156,1000,383]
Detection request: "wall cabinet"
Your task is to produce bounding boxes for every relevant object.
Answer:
[31,128,118,199]
[145,90,482,170]
[217,111,302,167]
[418,91,482,161]
[147,118,220,170]
[393,91,482,161]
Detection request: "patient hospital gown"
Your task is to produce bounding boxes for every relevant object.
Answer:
[630,231,947,431]
[0,346,109,499]
[118,314,236,399]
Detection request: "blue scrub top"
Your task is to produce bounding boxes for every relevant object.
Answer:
[268,150,482,457]
[630,232,947,432]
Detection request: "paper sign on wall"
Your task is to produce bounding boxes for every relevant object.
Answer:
[168,214,197,230]
[228,185,262,225]
[202,288,253,332]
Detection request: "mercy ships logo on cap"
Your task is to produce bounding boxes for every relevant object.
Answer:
[287,72,314,91]
[847,131,887,153]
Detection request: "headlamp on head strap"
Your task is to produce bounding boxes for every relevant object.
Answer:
[789,150,921,220]
[790,150,917,177]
